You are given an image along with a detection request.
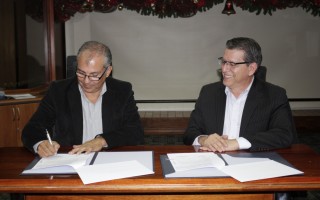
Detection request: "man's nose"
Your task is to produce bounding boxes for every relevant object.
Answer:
[84,75,91,83]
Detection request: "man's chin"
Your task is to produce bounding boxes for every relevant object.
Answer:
[223,77,230,83]
[223,78,233,87]
[81,87,97,93]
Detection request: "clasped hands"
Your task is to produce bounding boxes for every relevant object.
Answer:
[37,137,107,158]
[198,133,239,152]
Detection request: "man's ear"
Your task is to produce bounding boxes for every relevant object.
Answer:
[248,63,258,76]
[106,66,113,77]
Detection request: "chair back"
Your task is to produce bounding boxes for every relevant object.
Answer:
[66,55,77,78]
[256,66,267,81]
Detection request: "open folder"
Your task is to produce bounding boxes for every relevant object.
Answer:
[160,151,303,181]
[21,151,154,175]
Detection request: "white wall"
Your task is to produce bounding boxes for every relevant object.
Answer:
[65,4,320,111]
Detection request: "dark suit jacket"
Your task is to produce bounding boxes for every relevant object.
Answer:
[22,77,144,153]
[183,78,298,151]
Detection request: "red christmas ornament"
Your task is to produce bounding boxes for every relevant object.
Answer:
[196,0,206,8]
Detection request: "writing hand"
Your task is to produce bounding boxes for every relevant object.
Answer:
[69,137,107,155]
[38,140,60,158]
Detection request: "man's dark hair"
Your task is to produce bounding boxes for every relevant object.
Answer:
[226,37,262,66]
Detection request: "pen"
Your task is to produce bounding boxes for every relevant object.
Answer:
[46,129,53,145]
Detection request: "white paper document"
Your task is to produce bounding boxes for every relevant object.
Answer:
[161,152,304,181]
[221,154,270,165]
[93,151,154,171]
[32,154,91,169]
[22,153,94,174]
[167,152,226,172]
[219,160,304,182]
[22,151,154,184]
[76,160,154,184]
[6,93,36,99]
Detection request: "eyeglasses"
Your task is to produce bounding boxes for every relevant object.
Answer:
[76,66,108,81]
[218,57,249,69]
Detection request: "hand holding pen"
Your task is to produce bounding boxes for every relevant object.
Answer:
[37,129,60,158]
[46,129,53,145]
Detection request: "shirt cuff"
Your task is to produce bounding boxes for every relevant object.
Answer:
[236,137,252,149]
[192,135,207,146]
[33,141,43,153]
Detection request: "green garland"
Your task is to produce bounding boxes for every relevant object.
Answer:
[234,0,320,16]
[27,0,320,22]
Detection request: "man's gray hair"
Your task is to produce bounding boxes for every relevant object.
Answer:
[77,41,112,67]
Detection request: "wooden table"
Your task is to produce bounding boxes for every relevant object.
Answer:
[0,144,320,200]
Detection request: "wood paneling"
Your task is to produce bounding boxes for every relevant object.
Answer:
[26,193,274,200]
[140,110,320,136]
[0,0,16,87]
[0,102,39,147]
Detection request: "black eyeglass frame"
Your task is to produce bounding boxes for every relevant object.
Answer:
[218,57,250,67]
[76,66,109,81]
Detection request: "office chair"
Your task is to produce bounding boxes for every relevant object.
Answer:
[255,66,267,81]
[66,55,77,78]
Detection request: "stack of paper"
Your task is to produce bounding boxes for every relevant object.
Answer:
[161,153,228,178]
[167,152,225,171]
[22,153,93,175]
[22,151,154,184]
[161,152,303,182]
[6,93,36,99]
